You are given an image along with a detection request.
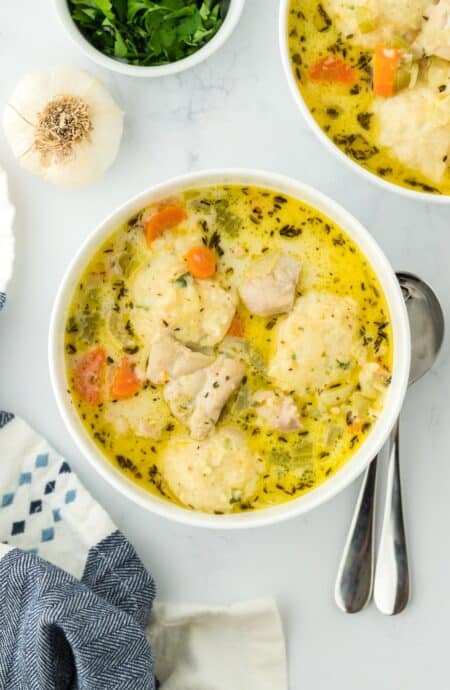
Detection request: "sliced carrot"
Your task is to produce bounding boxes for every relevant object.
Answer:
[228,313,245,337]
[185,246,216,279]
[144,204,187,244]
[373,47,401,97]
[73,347,106,405]
[110,358,142,400]
[309,54,357,85]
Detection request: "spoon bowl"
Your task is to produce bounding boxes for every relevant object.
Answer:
[398,272,445,386]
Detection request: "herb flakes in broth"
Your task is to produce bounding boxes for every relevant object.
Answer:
[65,185,392,514]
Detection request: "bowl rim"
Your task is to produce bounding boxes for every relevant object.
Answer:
[278,0,450,205]
[49,168,411,529]
[53,0,246,77]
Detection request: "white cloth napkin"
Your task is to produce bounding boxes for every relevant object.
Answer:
[149,600,287,690]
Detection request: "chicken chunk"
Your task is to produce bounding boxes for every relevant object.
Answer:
[189,357,245,439]
[254,390,302,432]
[163,369,205,427]
[359,362,391,399]
[414,1,450,61]
[147,330,214,385]
[239,253,301,317]
[164,355,245,440]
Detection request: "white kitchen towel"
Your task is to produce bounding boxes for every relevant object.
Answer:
[149,600,288,690]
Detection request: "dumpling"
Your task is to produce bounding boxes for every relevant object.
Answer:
[268,291,359,397]
[414,1,450,61]
[374,82,450,182]
[132,253,236,347]
[324,0,428,49]
[104,388,170,440]
[163,427,263,513]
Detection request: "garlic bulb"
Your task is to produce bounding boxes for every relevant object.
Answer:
[3,66,123,188]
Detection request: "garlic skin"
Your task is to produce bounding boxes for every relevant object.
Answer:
[3,66,124,188]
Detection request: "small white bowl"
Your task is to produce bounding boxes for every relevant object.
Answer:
[49,169,410,529]
[54,0,245,77]
[278,0,450,204]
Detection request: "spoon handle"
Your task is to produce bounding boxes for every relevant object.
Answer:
[374,420,410,615]
[335,457,377,613]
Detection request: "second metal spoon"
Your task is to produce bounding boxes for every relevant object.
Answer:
[335,272,444,614]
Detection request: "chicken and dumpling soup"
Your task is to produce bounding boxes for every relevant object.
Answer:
[287,0,450,195]
[64,185,392,514]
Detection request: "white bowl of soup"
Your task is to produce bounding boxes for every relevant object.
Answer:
[49,169,410,528]
[279,0,450,202]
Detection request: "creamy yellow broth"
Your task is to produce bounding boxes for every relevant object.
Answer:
[65,185,392,514]
[287,0,450,195]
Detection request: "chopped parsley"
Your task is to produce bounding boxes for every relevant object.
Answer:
[68,0,228,67]
[174,272,191,287]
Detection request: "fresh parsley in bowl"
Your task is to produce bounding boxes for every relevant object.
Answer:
[55,0,245,76]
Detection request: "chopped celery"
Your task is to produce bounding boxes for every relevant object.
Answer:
[393,61,419,92]
[408,62,419,89]
[394,66,412,92]
[392,35,411,51]
[355,7,377,33]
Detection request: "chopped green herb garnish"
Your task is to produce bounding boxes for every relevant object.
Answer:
[279,224,302,237]
[357,112,373,131]
[174,272,191,287]
[68,0,228,67]
[314,3,332,32]
[66,316,79,334]
[208,229,224,256]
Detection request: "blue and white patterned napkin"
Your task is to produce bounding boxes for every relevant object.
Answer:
[0,413,156,689]
[0,166,156,688]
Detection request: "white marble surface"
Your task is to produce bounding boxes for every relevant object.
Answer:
[1,1,450,688]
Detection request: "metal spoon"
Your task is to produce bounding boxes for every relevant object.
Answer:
[335,272,444,614]
[334,453,378,613]
[374,272,444,614]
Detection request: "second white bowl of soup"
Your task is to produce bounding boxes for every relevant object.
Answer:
[280,0,450,202]
[49,169,410,528]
